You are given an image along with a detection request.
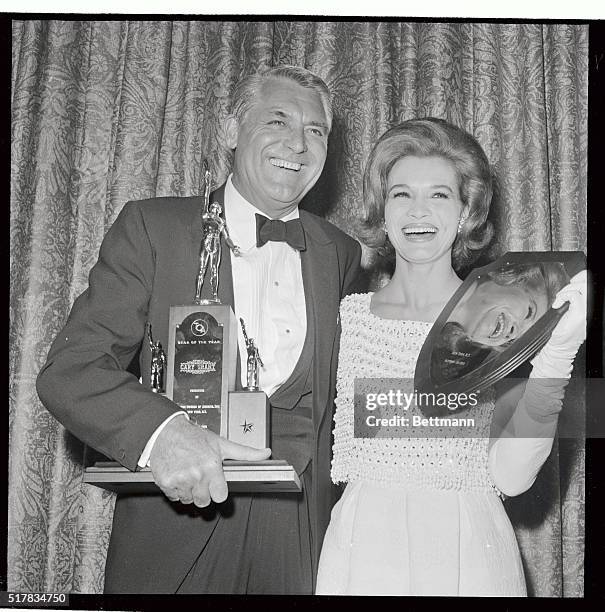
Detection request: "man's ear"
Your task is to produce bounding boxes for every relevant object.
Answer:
[224,115,239,149]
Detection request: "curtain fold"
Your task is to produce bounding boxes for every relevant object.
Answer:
[9,20,587,595]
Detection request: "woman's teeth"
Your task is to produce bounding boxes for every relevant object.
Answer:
[490,312,505,338]
[270,158,302,171]
[402,226,437,235]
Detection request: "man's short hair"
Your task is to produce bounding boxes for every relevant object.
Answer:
[229,65,333,132]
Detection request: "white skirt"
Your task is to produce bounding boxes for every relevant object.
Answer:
[316,480,526,596]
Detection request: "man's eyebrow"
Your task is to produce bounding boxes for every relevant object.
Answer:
[307,120,329,131]
[265,109,329,130]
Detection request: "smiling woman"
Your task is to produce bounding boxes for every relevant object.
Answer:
[315,118,587,596]
[384,155,464,268]
[359,118,493,275]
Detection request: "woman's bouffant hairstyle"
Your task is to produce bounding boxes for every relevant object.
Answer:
[359,118,493,270]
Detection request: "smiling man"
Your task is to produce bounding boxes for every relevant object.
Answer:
[36,66,362,594]
[224,75,330,217]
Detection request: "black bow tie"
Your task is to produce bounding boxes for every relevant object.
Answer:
[255,214,306,251]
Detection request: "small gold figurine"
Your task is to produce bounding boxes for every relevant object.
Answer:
[239,318,263,391]
[146,322,166,393]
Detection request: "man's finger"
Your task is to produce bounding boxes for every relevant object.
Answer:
[208,475,229,504]
[191,482,212,508]
[218,437,272,461]
[162,487,181,503]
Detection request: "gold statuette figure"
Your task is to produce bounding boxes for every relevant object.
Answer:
[146,322,166,393]
[239,317,264,390]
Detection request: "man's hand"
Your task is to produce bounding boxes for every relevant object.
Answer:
[149,414,271,507]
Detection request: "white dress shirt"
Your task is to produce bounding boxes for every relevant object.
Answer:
[224,175,307,396]
[138,175,307,467]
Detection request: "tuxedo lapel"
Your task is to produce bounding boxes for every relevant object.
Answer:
[299,211,340,430]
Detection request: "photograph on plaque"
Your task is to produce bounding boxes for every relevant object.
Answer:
[414,251,586,413]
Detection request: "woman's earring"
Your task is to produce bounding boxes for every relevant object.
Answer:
[457,217,464,234]
[383,223,388,237]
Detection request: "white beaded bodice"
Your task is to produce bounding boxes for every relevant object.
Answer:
[331,293,498,493]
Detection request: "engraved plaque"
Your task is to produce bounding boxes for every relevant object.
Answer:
[166,305,237,436]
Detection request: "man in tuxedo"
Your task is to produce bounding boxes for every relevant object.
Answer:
[36,65,362,594]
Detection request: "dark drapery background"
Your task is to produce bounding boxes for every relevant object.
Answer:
[9,20,587,595]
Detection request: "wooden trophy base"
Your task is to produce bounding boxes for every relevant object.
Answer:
[83,460,301,494]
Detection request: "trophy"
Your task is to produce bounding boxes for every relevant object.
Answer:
[83,161,301,494]
[165,161,239,435]
[414,251,586,415]
[146,322,166,393]
[227,318,271,449]
[194,161,240,305]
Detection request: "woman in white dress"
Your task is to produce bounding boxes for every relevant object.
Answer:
[316,118,586,596]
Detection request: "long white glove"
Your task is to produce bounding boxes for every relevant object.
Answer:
[530,270,587,381]
[489,270,587,496]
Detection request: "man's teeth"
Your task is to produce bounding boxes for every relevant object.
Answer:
[403,227,437,234]
[270,158,302,171]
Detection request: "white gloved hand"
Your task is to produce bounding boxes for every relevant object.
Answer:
[530,270,587,379]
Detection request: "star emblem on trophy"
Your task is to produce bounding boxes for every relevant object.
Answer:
[241,420,254,434]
